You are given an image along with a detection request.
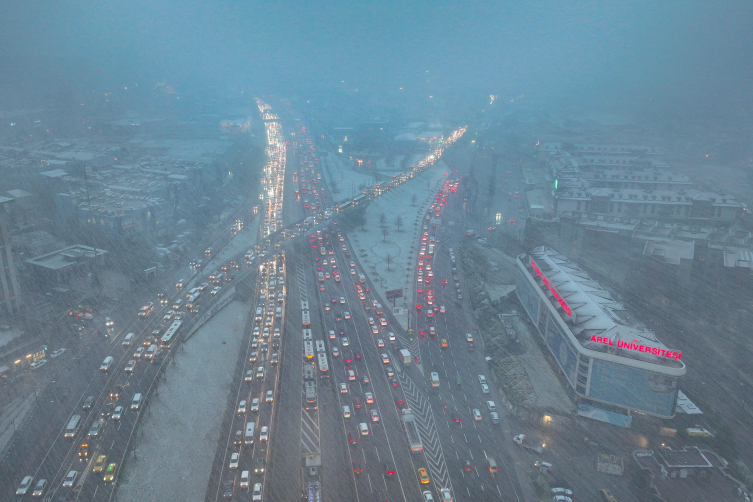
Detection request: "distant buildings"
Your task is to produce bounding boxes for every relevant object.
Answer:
[0,197,21,317]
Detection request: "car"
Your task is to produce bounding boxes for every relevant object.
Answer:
[362,375,370,384]
[340,383,349,393]
[340,297,346,304]
[238,400,247,414]
[377,339,385,348]
[381,353,390,364]
[534,460,553,472]
[249,351,258,362]
[245,369,254,381]
[359,422,369,435]
[265,390,274,403]
[440,305,446,313]
[418,467,430,483]
[125,359,137,372]
[385,366,395,377]
[365,392,374,404]
[440,339,449,348]
[440,488,453,502]
[83,395,94,410]
[468,342,476,351]
[344,311,351,319]
[16,476,34,495]
[359,292,366,300]
[223,480,234,498]
[105,317,114,327]
[429,327,436,336]
[391,377,399,387]
[370,409,380,422]
[62,470,77,488]
[32,479,47,496]
[371,325,379,334]
[332,347,340,357]
[88,421,101,437]
[324,303,331,311]
[93,455,107,473]
[112,406,124,420]
[251,398,260,411]
[229,452,240,469]
[472,409,482,420]
[478,375,487,384]
[252,483,263,501]
[50,348,67,358]
[347,369,356,381]
[423,490,435,502]
[465,333,474,343]
[368,317,375,325]
[481,383,490,394]
[103,463,117,483]
[261,343,268,353]
[255,457,266,473]
[379,317,387,326]
[163,312,174,322]
[551,487,574,497]
[328,330,336,339]
[211,287,221,295]
[251,338,259,349]
[384,461,395,476]
[342,337,349,346]
[270,353,278,364]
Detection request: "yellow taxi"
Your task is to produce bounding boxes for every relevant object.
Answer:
[440,339,449,348]
[103,463,118,483]
[418,467,430,484]
[92,455,107,473]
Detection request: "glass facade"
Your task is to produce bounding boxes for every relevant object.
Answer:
[544,312,579,386]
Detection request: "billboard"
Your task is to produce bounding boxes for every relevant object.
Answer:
[515,268,541,324]
[545,313,579,386]
[588,359,678,418]
[386,289,403,300]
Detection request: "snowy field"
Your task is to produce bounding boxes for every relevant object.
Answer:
[117,300,250,502]
[320,153,376,202]
[347,159,452,325]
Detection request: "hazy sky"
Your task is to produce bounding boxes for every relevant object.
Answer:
[1,0,752,111]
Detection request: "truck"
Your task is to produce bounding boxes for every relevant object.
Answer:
[513,434,544,454]
[402,409,423,452]
[399,348,412,365]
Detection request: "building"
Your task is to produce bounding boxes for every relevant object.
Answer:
[0,197,21,318]
[515,246,685,418]
[25,245,108,285]
[536,142,664,165]
[633,447,749,502]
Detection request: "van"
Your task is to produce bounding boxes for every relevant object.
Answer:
[145,344,158,359]
[275,307,282,318]
[122,333,135,346]
[487,401,497,412]
[239,470,250,489]
[64,415,82,438]
[487,457,499,473]
[255,307,263,321]
[100,356,114,371]
[358,273,366,283]
[245,421,256,444]
[430,372,440,387]
[342,405,351,418]
[131,393,143,410]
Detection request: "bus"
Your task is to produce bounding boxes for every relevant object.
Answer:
[161,320,183,347]
[185,293,200,311]
[302,329,312,341]
[302,311,310,327]
[317,353,329,377]
[315,340,325,353]
[304,340,314,359]
[304,381,317,411]
[64,415,82,438]
[301,300,309,311]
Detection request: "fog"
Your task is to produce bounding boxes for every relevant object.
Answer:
[2,0,752,113]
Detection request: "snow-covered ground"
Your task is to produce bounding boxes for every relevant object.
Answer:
[117,300,250,502]
[347,159,452,328]
[320,153,376,202]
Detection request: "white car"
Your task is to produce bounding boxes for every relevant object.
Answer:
[62,470,77,488]
[342,337,349,347]
[371,326,379,334]
[211,287,221,295]
[16,476,33,495]
[368,317,375,325]
[245,370,254,381]
[340,383,349,393]
[370,409,380,422]
[422,490,435,502]
[332,347,340,357]
[133,347,144,358]
[237,400,247,414]
[473,409,482,420]
[465,333,474,343]
[265,390,274,403]
[365,392,374,404]
[344,311,351,319]
[259,426,269,441]
[377,339,385,348]
[359,422,369,435]
[251,398,260,411]
[229,452,240,469]
[124,360,137,372]
[112,406,124,420]
[252,483,263,501]
[440,306,446,313]
[379,318,387,326]
[347,369,356,381]
[50,348,67,358]
[381,353,390,364]
[440,488,453,502]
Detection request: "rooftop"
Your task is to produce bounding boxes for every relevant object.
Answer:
[525,246,683,368]
[26,245,108,271]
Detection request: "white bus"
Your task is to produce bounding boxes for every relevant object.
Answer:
[64,415,82,438]
[301,300,309,310]
[317,352,329,376]
[303,329,312,341]
[304,340,314,359]
[302,311,310,327]
[315,340,325,353]
[161,320,183,347]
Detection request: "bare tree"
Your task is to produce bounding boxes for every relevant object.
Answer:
[411,193,417,206]
[386,254,392,270]
[382,227,388,242]
[379,212,386,227]
[395,214,403,231]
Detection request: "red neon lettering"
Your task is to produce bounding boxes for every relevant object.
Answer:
[530,260,571,316]
[595,337,681,360]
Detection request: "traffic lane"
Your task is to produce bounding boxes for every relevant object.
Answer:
[320,272,416,502]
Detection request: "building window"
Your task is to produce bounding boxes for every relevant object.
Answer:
[610,203,615,212]
[651,204,656,214]
[685,206,690,216]
[576,201,581,211]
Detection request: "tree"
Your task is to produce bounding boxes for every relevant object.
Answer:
[395,214,403,231]
[379,212,386,227]
[386,254,392,271]
[411,193,417,206]
[382,227,388,242]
